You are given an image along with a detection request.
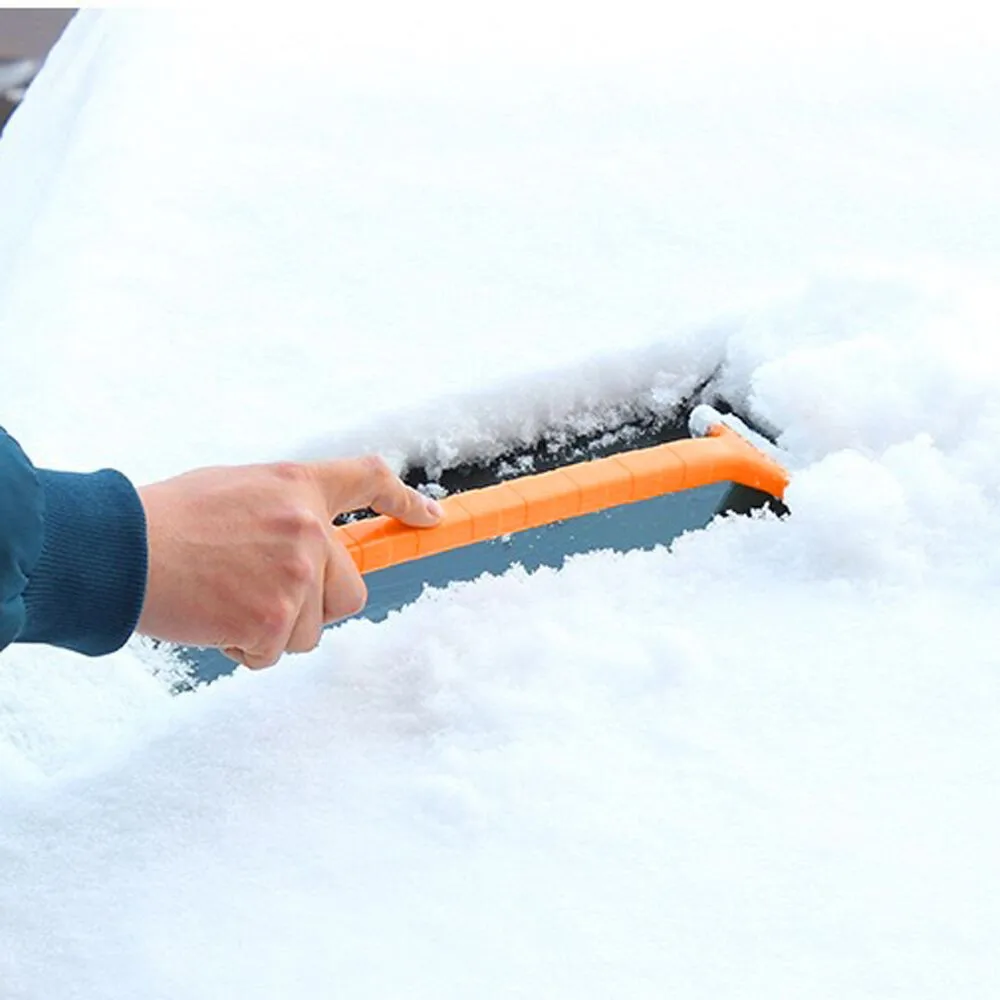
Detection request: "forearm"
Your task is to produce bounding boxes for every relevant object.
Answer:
[0,428,147,656]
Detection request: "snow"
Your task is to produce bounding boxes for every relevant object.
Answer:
[3,5,1000,997]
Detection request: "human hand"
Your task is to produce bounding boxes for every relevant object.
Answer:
[136,456,442,668]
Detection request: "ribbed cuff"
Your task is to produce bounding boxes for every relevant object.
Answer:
[21,469,148,657]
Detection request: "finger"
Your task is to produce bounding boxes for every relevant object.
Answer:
[286,578,325,654]
[221,645,281,670]
[323,535,368,623]
[306,455,443,526]
[234,593,300,669]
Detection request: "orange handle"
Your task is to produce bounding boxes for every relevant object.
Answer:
[335,424,789,574]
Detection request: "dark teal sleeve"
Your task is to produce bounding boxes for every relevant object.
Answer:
[0,429,45,649]
[1,427,148,657]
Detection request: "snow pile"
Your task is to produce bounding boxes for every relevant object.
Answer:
[3,6,1000,998]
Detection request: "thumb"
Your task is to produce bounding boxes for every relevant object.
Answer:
[305,455,444,526]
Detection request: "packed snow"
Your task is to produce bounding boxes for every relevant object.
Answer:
[2,5,1000,998]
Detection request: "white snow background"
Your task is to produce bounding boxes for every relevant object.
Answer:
[2,5,1000,997]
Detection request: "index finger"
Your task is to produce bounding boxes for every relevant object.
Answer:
[305,455,443,527]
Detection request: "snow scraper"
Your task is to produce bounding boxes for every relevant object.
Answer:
[340,404,788,612]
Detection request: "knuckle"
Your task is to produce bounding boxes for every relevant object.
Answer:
[255,598,297,642]
[272,506,324,541]
[283,554,316,587]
